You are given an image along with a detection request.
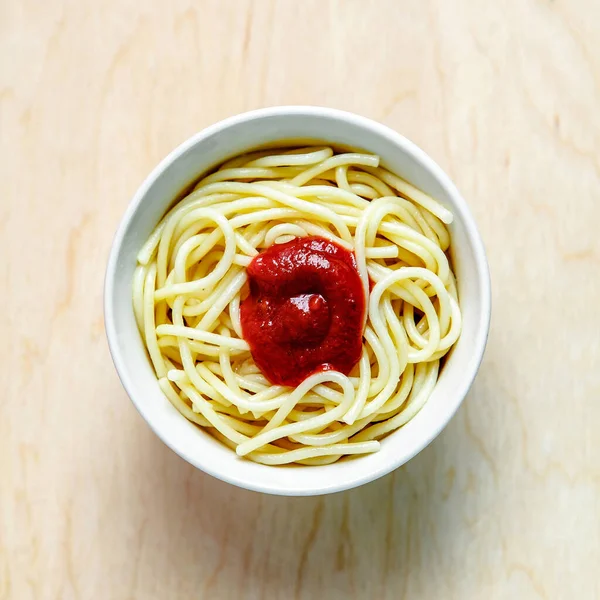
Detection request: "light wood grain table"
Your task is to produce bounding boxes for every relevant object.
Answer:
[2,1,599,598]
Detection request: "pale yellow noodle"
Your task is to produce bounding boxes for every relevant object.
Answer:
[133,146,461,465]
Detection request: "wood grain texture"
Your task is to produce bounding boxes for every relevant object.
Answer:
[1,0,599,598]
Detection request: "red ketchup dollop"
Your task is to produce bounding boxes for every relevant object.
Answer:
[240,236,365,386]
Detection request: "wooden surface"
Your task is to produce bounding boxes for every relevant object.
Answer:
[2,1,599,598]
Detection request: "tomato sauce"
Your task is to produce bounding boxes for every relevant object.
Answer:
[240,237,365,386]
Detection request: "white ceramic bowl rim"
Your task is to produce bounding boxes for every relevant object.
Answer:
[105,106,491,496]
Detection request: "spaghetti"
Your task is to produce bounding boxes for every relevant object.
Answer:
[133,146,461,465]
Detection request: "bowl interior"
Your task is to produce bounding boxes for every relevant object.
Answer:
[106,107,490,495]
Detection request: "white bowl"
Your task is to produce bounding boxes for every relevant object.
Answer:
[105,106,491,496]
